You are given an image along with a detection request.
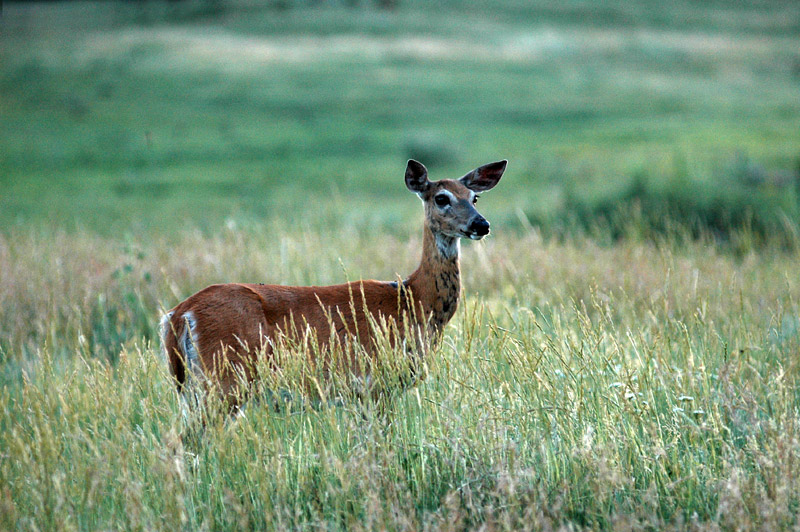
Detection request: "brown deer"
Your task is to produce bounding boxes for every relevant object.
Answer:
[161,159,506,409]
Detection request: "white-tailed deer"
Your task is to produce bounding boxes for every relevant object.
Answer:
[161,159,506,408]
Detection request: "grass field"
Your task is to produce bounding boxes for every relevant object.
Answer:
[2,1,800,530]
[3,0,800,234]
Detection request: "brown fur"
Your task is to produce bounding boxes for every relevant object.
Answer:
[162,159,506,405]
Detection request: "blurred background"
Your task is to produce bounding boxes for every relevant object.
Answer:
[2,0,799,242]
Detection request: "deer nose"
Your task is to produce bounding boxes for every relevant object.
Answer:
[469,217,490,237]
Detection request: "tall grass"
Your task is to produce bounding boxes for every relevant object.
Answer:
[2,226,799,530]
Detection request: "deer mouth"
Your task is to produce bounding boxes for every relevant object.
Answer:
[463,229,489,240]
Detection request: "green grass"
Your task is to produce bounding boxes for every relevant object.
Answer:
[2,227,800,530]
[3,1,800,529]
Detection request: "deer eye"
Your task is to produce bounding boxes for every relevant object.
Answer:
[472,195,480,205]
[434,194,450,208]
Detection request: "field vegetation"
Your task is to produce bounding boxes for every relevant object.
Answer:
[2,1,800,530]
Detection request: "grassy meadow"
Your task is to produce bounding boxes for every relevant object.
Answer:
[2,1,800,530]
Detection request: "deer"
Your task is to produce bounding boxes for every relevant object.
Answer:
[160,159,506,412]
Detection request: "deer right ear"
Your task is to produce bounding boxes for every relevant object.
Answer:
[405,159,430,194]
[459,160,507,192]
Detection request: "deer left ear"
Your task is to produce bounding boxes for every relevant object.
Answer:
[459,160,507,192]
[405,159,430,194]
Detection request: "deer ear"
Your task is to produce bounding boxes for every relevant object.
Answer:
[405,159,430,194]
[459,160,507,192]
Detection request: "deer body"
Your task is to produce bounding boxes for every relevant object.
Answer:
[161,159,505,405]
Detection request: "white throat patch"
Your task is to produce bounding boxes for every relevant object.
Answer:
[435,233,460,259]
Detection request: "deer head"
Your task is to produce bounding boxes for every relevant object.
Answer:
[405,159,507,243]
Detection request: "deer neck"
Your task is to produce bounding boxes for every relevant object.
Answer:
[406,224,461,333]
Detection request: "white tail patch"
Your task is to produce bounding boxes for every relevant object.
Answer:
[178,311,206,414]
[159,311,175,362]
[180,311,201,376]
